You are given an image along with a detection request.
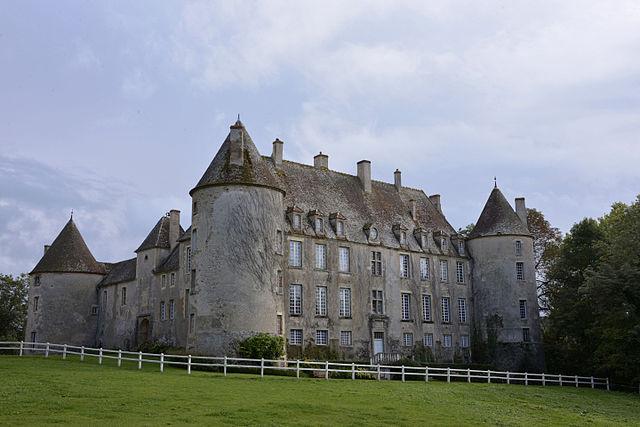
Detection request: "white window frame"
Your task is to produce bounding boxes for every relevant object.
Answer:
[443,334,452,348]
[403,332,414,347]
[372,290,384,314]
[289,284,302,316]
[461,335,470,348]
[339,288,352,318]
[315,286,327,317]
[315,217,324,234]
[401,293,411,321]
[400,254,410,278]
[289,240,303,268]
[441,237,448,251]
[339,246,350,273]
[458,298,467,323]
[340,331,352,347]
[424,333,434,347]
[516,262,524,280]
[456,261,465,283]
[441,297,451,323]
[422,294,432,322]
[440,260,449,282]
[515,240,523,256]
[315,244,327,270]
[290,329,303,346]
[371,251,382,276]
[316,329,328,346]
[400,231,407,245]
[292,214,302,230]
[419,257,430,280]
[336,220,344,236]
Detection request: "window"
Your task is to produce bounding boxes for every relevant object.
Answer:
[34,275,41,286]
[91,305,98,316]
[421,234,428,249]
[161,274,166,289]
[458,240,465,255]
[192,200,198,215]
[289,240,302,267]
[441,238,448,251]
[186,246,192,270]
[516,262,524,280]
[276,270,283,294]
[121,287,127,306]
[371,251,382,276]
[169,299,175,320]
[419,258,430,280]
[191,229,197,250]
[191,269,196,291]
[184,289,190,318]
[440,260,449,282]
[315,217,324,233]
[401,293,411,320]
[443,334,452,348]
[290,329,303,345]
[340,331,352,346]
[170,272,176,287]
[400,254,410,278]
[456,261,465,283]
[523,328,531,342]
[461,335,470,348]
[369,227,379,240]
[423,333,434,347]
[336,220,344,236]
[458,298,467,323]
[403,332,414,347]
[276,230,283,254]
[189,313,195,333]
[400,231,407,245]
[276,314,283,335]
[316,330,328,346]
[33,296,39,312]
[515,240,523,256]
[372,290,384,314]
[292,214,301,230]
[339,288,352,318]
[160,301,166,321]
[519,299,527,319]
[315,286,327,316]
[339,247,350,273]
[422,294,432,322]
[441,297,451,323]
[289,284,302,315]
[315,244,327,270]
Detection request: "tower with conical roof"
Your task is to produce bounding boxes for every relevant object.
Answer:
[26,218,106,346]
[467,186,544,371]
[188,119,286,355]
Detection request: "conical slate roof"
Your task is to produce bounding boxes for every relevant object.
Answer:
[31,219,105,274]
[190,120,284,195]
[136,216,184,252]
[469,187,530,239]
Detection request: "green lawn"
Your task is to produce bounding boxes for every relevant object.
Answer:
[0,356,638,426]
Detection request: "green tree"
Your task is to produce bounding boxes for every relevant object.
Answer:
[0,274,29,340]
[527,208,562,312]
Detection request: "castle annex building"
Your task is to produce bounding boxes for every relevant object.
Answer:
[26,120,543,370]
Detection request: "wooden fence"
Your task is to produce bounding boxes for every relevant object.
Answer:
[0,341,610,390]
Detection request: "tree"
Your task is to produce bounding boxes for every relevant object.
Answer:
[457,224,475,238]
[0,274,29,341]
[526,208,562,312]
[238,333,284,360]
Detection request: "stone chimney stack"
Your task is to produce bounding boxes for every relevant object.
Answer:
[44,245,51,255]
[169,210,181,249]
[410,199,417,221]
[314,152,328,169]
[429,194,442,213]
[357,160,372,193]
[515,197,528,228]
[394,169,402,190]
[229,119,245,166]
[272,138,283,167]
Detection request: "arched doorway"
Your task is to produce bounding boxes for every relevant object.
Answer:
[137,317,150,346]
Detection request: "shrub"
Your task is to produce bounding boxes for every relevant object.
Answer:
[238,333,284,360]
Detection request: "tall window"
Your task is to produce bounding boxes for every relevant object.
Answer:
[170,272,176,287]
[315,217,324,233]
[458,240,465,255]
[33,296,39,312]
[169,299,175,320]
[515,240,523,256]
[456,261,465,283]
[315,244,327,270]
[339,247,350,272]
[186,246,192,270]
[316,330,328,346]
[400,254,410,278]
[441,297,451,323]
[292,214,301,230]
[276,315,283,335]
[522,328,531,342]
[160,301,166,321]
[184,289,190,318]
[289,284,302,315]
[516,262,524,280]
[401,293,411,320]
[276,270,283,294]
[340,331,352,346]
[441,238,448,251]
[400,231,407,245]
[440,260,449,282]
[372,290,384,314]
[458,298,467,323]
[289,240,302,267]
[443,334,452,348]
[371,251,382,276]
[422,294,432,322]
[336,220,344,236]
[191,229,197,250]
[423,333,433,347]
[420,258,430,280]
[121,287,127,306]
[192,200,198,215]
[461,335,470,348]
[519,299,527,319]
[339,288,352,317]
[189,313,195,333]
[161,274,166,289]
[403,333,413,347]
[315,286,327,316]
[290,329,302,345]
[276,230,283,254]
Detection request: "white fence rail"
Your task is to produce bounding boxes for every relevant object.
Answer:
[0,341,610,391]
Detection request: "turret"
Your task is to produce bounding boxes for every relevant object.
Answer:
[467,186,543,371]
[188,119,285,355]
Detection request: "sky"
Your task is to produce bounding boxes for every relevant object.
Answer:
[1,1,639,275]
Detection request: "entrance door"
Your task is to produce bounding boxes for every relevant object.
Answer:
[373,332,384,354]
[137,317,150,346]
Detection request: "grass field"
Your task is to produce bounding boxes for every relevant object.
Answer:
[0,356,638,426]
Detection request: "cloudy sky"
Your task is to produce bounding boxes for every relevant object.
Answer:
[1,1,639,275]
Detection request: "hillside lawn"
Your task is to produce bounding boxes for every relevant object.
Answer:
[0,356,638,426]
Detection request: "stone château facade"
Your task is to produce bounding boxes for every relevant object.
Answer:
[25,119,544,371]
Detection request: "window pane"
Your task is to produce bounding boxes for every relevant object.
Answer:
[458,298,467,323]
[315,286,327,316]
[400,255,410,278]
[340,288,352,317]
[440,260,448,281]
[456,261,465,283]
[340,331,352,346]
[401,293,411,320]
[289,284,302,315]
[441,297,450,323]
[420,258,430,280]
[339,247,350,272]
[422,295,432,322]
[289,241,302,267]
[315,244,327,270]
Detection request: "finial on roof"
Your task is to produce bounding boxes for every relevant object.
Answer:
[494,176,497,189]
[70,209,74,220]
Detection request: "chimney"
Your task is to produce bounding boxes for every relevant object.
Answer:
[314,152,328,169]
[515,197,527,227]
[169,210,181,249]
[229,120,245,166]
[410,199,417,221]
[272,138,283,167]
[429,194,441,213]
[44,245,51,255]
[357,160,372,193]
[394,169,402,190]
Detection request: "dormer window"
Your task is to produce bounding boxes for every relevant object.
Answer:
[287,206,304,232]
[393,224,408,246]
[400,231,407,245]
[370,227,379,240]
[293,214,301,229]
[364,223,379,243]
[330,212,347,238]
[441,237,448,251]
[458,240,465,256]
[414,227,430,251]
[336,220,344,236]
[315,217,323,234]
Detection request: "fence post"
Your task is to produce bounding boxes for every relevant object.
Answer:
[401,365,406,382]
[138,351,142,370]
[487,370,491,383]
[447,367,451,383]
[224,356,227,376]
[425,366,429,382]
[99,348,103,365]
[188,355,192,375]
[542,373,546,386]
[118,350,122,367]
[606,378,610,391]
[19,341,24,357]
[63,344,67,360]
[590,376,594,389]
[559,374,563,387]
[525,372,528,386]
[296,360,300,379]
[81,346,85,361]
[377,364,381,381]
[325,361,329,380]
[352,363,356,380]
[507,371,510,385]
[575,375,578,388]
[45,342,50,357]
[160,353,164,373]
[468,368,471,383]
[261,358,264,378]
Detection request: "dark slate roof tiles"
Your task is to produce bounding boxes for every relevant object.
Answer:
[469,187,530,238]
[98,258,137,287]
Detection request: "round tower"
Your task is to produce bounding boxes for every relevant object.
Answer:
[467,186,544,371]
[188,119,285,355]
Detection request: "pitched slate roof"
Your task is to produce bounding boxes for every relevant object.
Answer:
[99,258,137,287]
[155,245,180,273]
[190,121,283,195]
[469,187,530,239]
[31,219,106,275]
[136,216,185,252]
